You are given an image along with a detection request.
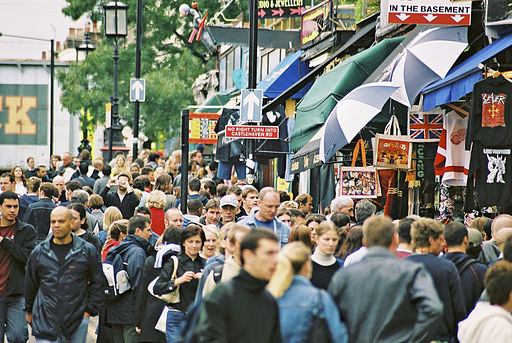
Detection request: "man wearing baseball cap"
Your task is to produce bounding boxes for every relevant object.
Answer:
[217,194,238,228]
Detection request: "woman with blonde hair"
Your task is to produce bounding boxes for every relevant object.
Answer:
[310,221,342,290]
[267,242,347,343]
[146,190,167,235]
[112,154,130,177]
[200,225,220,260]
[99,206,123,245]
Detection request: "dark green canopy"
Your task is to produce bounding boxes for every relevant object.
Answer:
[290,37,404,152]
[196,87,239,113]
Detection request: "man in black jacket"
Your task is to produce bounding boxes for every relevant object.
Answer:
[105,215,154,343]
[0,191,36,343]
[25,206,104,342]
[194,229,282,343]
[24,182,58,244]
[100,173,139,219]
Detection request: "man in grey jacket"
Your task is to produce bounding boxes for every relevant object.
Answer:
[329,216,443,343]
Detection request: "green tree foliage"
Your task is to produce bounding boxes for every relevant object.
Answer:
[58,0,245,141]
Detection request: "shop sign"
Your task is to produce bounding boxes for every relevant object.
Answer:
[415,143,425,180]
[225,125,279,139]
[189,112,220,144]
[301,0,330,45]
[387,0,472,26]
[258,0,305,18]
[0,84,48,145]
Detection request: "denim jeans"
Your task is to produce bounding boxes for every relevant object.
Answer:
[0,295,28,343]
[165,309,185,343]
[35,317,89,343]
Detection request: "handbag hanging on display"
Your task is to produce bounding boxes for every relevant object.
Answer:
[148,255,180,304]
[374,115,412,170]
[339,139,380,199]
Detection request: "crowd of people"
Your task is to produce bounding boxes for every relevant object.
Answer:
[1,148,512,343]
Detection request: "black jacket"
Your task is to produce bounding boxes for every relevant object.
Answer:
[24,234,104,340]
[100,187,140,219]
[24,198,56,243]
[194,269,281,343]
[105,234,155,325]
[135,255,168,343]
[0,219,36,297]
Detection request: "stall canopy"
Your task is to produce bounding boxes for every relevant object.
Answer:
[196,87,239,113]
[422,32,512,111]
[257,50,311,99]
[290,36,404,153]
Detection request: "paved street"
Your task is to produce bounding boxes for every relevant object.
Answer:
[27,316,98,343]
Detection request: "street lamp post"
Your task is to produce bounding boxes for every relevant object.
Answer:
[103,1,128,162]
[75,29,95,154]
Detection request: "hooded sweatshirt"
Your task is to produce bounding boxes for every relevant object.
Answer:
[458,301,512,343]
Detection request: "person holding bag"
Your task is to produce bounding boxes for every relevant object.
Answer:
[153,225,206,343]
[267,242,347,343]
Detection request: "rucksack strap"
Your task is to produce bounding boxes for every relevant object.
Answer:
[456,257,476,275]
[171,255,179,280]
[212,263,224,284]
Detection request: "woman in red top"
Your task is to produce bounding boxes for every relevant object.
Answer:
[147,190,167,236]
[101,220,128,261]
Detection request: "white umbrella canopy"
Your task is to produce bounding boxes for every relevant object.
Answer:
[319,82,400,163]
[390,26,468,107]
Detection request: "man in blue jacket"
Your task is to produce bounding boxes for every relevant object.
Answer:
[104,215,154,343]
[0,191,36,343]
[238,187,290,247]
[24,206,104,343]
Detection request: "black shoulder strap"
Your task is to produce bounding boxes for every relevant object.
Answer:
[212,263,224,283]
[456,257,476,275]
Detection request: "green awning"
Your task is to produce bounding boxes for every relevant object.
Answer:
[196,87,239,113]
[290,37,404,152]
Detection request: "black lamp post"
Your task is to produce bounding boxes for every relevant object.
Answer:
[103,1,128,162]
[75,28,96,154]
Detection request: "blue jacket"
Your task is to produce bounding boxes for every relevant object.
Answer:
[104,234,155,325]
[24,198,57,243]
[278,276,347,343]
[237,211,290,247]
[24,234,104,340]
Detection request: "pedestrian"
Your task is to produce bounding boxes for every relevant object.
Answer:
[0,191,36,343]
[353,199,376,226]
[267,242,348,343]
[310,221,342,290]
[11,166,27,196]
[217,194,238,228]
[330,196,354,217]
[25,182,58,244]
[88,194,105,234]
[458,261,512,342]
[0,173,15,194]
[395,217,416,258]
[135,226,182,343]
[337,226,362,260]
[193,229,282,343]
[100,206,123,246]
[153,225,205,343]
[295,194,313,216]
[24,206,104,343]
[100,174,139,219]
[406,218,467,342]
[104,215,155,343]
[67,203,102,254]
[305,214,325,246]
[199,199,221,226]
[18,176,41,221]
[288,225,313,250]
[238,187,290,247]
[442,221,487,313]
[101,219,128,261]
[146,190,167,236]
[329,216,443,343]
[479,214,512,265]
[93,165,112,195]
[200,225,220,260]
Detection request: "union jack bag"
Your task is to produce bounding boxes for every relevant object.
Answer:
[408,105,444,142]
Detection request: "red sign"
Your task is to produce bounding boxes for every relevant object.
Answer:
[225,125,279,139]
[387,0,471,26]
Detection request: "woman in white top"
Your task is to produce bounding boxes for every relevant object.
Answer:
[11,166,27,195]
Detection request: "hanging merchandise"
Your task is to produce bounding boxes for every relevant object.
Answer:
[434,110,471,186]
[465,142,512,210]
[408,105,444,142]
[339,139,380,199]
[466,75,512,150]
[374,115,412,169]
[214,108,246,179]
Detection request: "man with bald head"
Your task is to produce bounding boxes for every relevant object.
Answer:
[480,214,512,265]
[165,208,184,229]
[238,187,290,246]
[25,207,104,343]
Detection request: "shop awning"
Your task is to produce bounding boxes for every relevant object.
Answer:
[290,126,324,174]
[290,36,404,152]
[421,32,512,111]
[196,87,239,113]
[257,50,311,99]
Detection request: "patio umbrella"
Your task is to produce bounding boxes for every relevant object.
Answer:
[390,26,468,107]
[319,82,400,163]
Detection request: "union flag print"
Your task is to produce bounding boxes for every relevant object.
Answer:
[408,109,444,142]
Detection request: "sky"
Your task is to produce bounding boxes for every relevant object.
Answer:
[0,0,88,60]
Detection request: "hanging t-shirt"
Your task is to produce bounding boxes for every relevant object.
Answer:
[434,110,470,186]
[465,143,512,209]
[466,75,512,149]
